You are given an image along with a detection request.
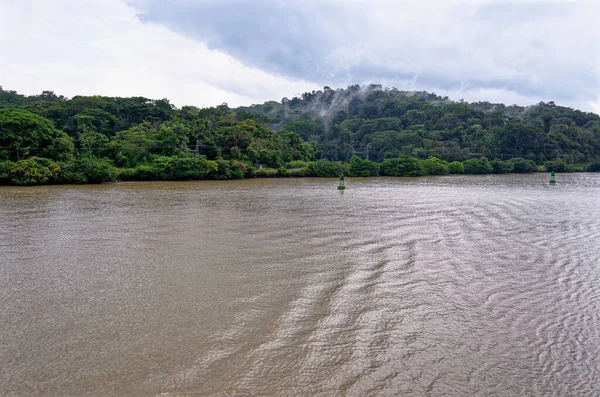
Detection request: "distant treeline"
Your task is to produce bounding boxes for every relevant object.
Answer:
[1,85,599,185]
[238,85,600,165]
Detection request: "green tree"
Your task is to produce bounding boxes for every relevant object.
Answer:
[0,161,12,184]
[79,130,109,157]
[380,156,426,176]
[543,159,569,173]
[108,123,155,167]
[0,108,74,161]
[9,157,61,185]
[152,120,189,156]
[448,161,464,174]
[510,157,538,173]
[422,156,449,175]
[349,155,380,176]
[491,158,514,174]
[463,158,492,174]
[61,158,117,184]
[307,160,349,177]
[586,162,600,172]
[170,158,219,180]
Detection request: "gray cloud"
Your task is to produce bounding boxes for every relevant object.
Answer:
[129,0,600,111]
[129,0,348,79]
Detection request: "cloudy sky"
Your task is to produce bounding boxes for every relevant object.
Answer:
[1,0,599,113]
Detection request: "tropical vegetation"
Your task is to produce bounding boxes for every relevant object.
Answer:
[1,84,599,185]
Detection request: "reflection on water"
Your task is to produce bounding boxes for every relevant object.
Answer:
[1,174,600,396]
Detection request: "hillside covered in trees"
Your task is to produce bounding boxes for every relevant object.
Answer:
[1,85,599,185]
[238,84,600,165]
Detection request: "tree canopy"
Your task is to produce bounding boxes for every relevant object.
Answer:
[237,85,600,165]
[0,84,599,185]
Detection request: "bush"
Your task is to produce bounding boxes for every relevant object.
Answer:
[462,158,493,174]
[253,168,278,177]
[422,156,449,175]
[380,156,426,176]
[60,165,88,184]
[73,158,117,183]
[118,168,138,181]
[543,159,569,173]
[277,166,288,177]
[448,161,464,174]
[0,161,13,184]
[348,155,380,177]
[510,157,538,173]
[287,167,309,177]
[118,157,219,181]
[307,160,349,177]
[10,157,61,185]
[491,158,514,174]
[143,156,173,179]
[244,163,255,178]
[129,165,157,181]
[287,160,307,169]
[569,165,585,172]
[61,158,117,184]
[169,158,217,180]
[211,159,244,180]
[118,165,158,182]
[586,162,600,172]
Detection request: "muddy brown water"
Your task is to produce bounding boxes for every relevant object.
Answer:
[1,174,599,396]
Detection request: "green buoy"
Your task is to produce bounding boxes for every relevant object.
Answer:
[338,174,345,190]
[549,171,556,184]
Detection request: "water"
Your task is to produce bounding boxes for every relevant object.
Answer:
[1,174,599,397]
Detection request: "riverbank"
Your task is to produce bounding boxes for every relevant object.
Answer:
[1,155,599,186]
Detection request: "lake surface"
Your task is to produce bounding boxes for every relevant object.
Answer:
[1,174,600,397]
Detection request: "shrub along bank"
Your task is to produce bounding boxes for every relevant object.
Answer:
[2,155,596,186]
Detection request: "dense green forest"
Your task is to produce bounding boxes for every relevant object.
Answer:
[1,84,599,185]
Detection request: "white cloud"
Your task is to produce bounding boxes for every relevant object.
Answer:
[1,0,599,114]
[590,99,600,115]
[334,1,600,108]
[128,0,600,113]
[0,0,319,107]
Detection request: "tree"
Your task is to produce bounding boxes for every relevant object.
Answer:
[380,156,426,176]
[491,158,514,173]
[152,120,189,156]
[60,158,117,184]
[349,155,379,176]
[9,157,61,185]
[422,156,449,175]
[108,123,155,167]
[542,113,553,133]
[448,161,464,174]
[510,157,538,173]
[463,158,492,174]
[0,161,12,184]
[0,108,73,161]
[79,130,109,157]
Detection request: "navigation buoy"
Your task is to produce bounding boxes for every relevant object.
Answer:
[549,171,556,184]
[338,174,345,190]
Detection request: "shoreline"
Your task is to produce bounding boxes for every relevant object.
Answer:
[1,171,598,188]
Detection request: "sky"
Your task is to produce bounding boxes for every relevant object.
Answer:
[1,0,599,113]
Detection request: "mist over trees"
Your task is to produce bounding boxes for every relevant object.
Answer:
[1,84,599,185]
[238,84,600,165]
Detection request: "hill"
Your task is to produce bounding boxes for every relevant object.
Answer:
[235,84,600,164]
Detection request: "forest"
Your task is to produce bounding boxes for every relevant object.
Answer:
[1,84,599,185]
